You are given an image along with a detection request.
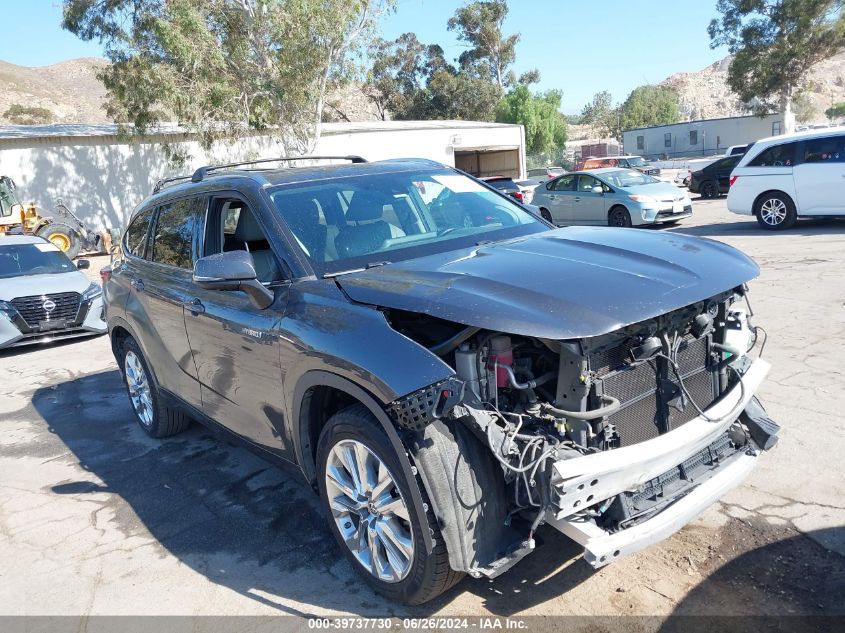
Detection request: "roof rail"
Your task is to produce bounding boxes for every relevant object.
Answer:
[190,155,367,184]
[151,155,366,194]
[152,174,193,194]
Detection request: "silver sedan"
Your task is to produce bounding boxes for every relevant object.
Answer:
[531,168,693,227]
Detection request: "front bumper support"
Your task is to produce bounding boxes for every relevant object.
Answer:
[547,449,757,567]
[545,358,772,567]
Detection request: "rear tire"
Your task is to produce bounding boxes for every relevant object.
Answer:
[700,180,718,199]
[754,192,797,231]
[608,206,632,227]
[118,336,191,438]
[37,222,81,259]
[316,404,462,604]
[539,208,553,223]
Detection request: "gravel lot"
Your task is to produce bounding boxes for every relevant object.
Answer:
[1,197,843,619]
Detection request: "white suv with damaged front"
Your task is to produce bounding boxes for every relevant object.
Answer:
[0,235,106,349]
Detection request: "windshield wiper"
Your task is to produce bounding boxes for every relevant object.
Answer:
[323,267,366,278]
[322,261,391,279]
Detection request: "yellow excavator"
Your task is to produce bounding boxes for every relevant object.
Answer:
[0,175,100,259]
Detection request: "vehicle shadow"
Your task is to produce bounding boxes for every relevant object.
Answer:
[657,526,844,633]
[663,216,845,238]
[0,333,107,360]
[31,369,596,616]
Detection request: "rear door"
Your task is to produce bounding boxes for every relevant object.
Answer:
[572,175,608,224]
[183,193,294,458]
[540,174,577,224]
[123,197,204,408]
[793,134,845,215]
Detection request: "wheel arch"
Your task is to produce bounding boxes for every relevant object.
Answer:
[107,316,163,389]
[752,189,796,216]
[608,203,630,220]
[291,370,435,554]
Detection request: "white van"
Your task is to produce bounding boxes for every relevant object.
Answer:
[727,127,845,230]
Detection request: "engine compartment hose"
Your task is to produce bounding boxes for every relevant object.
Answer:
[499,365,557,391]
[540,394,622,420]
[428,325,481,356]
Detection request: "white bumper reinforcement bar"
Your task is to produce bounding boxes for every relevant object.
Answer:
[546,450,757,567]
[549,358,769,520]
[542,357,770,568]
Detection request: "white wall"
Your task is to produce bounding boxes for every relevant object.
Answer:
[0,122,524,232]
[623,115,782,159]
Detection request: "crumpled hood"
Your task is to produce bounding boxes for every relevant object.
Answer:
[336,226,759,340]
[0,271,91,302]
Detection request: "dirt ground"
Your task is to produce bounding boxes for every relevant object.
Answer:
[0,198,843,623]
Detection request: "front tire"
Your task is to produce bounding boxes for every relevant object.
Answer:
[119,336,191,438]
[37,222,81,259]
[755,192,797,230]
[316,404,462,604]
[608,206,632,227]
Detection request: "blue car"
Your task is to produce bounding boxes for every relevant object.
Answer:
[531,167,693,227]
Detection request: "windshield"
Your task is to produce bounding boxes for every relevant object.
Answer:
[626,156,649,167]
[0,243,76,279]
[269,169,546,275]
[602,169,660,188]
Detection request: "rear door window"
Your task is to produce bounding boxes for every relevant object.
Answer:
[748,142,797,167]
[150,198,201,269]
[124,208,155,258]
[803,135,845,163]
[550,174,576,191]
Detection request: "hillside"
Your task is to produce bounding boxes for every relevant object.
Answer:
[3,53,845,127]
[661,52,845,122]
[0,58,110,124]
[0,57,384,126]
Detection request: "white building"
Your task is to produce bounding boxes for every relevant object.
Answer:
[622,114,784,159]
[0,120,525,232]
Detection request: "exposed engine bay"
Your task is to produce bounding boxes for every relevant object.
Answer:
[386,285,779,575]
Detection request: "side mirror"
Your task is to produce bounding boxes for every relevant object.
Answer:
[591,186,604,194]
[193,251,274,310]
[76,259,90,269]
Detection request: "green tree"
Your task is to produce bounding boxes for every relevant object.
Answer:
[424,70,503,121]
[581,90,620,138]
[63,0,391,153]
[708,0,845,131]
[825,101,845,120]
[619,85,680,132]
[4,104,53,125]
[447,0,520,89]
[792,92,818,123]
[367,33,428,120]
[495,85,567,156]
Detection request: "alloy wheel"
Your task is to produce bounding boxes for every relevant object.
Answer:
[760,198,787,226]
[124,350,153,427]
[325,439,414,583]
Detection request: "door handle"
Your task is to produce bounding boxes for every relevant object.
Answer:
[548,195,556,199]
[184,298,205,315]
[130,278,144,292]
[573,197,581,202]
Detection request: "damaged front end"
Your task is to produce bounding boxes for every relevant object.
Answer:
[385,286,779,577]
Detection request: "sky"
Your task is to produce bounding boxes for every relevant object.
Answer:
[1,1,728,114]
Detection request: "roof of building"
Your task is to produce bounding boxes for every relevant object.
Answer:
[623,113,781,134]
[0,119,519,142]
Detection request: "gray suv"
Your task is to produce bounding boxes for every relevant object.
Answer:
[104,156,779,604]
